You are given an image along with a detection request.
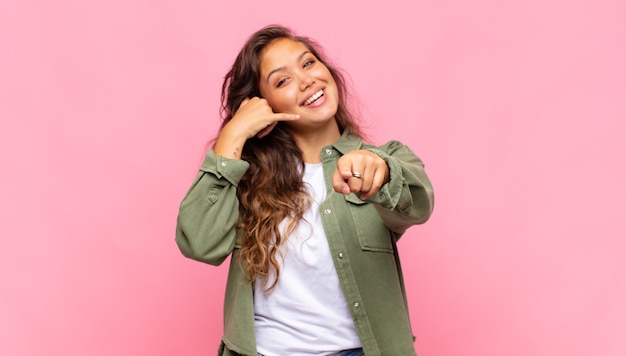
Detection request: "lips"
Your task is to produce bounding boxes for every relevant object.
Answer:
[302,89,324,106]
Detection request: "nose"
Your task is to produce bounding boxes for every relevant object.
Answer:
[298,71,314,91]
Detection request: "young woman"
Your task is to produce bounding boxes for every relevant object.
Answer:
[176,25,434,356]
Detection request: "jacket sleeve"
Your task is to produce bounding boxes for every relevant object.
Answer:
[363,140,434,234]
[175,150,249,266]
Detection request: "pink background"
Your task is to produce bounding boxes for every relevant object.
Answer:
[1,0,625,355]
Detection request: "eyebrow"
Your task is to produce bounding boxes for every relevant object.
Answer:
[265,50,311,84]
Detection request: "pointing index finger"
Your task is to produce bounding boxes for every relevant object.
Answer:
[332,168,351,195]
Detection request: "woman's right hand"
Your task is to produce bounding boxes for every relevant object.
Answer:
[214,97,300,159]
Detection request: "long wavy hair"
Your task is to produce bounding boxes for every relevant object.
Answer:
[219,25,363,290]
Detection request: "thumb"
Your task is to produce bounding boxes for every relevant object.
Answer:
[332,168,351,195]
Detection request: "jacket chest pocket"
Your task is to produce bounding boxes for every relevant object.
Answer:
[344,193,393,253]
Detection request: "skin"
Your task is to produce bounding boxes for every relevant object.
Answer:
[214,38,389,199]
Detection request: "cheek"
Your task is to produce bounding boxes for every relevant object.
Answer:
[318,66,334,82]
[325,82,339,105]
[269,90,298,110]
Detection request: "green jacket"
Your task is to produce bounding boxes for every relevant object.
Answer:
[176,132,434,356]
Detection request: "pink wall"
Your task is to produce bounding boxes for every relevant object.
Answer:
[1,0,625,355]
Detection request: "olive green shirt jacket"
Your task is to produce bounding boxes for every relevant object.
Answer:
[176,132,434,356]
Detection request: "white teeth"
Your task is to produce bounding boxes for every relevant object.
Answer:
[304,90,324,105]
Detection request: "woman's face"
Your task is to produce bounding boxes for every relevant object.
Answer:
[258,38,339,130]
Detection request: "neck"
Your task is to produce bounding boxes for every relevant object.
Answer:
[290,120,341,164]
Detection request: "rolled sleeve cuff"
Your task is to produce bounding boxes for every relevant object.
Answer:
[200,150,250,186]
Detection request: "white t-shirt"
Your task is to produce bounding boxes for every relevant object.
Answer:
[254,163,361,356]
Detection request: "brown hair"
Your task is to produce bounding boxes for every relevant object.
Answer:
[219,25,363,290]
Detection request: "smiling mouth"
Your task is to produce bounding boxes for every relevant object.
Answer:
[303,89,324,106]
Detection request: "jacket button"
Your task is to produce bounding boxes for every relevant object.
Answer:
[324,209,331,214]
[325,149,333,155]
[338,252,344,259]
[221,161,227,166]
[353,302,360,309]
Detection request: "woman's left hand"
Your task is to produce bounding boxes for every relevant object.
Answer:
[332,150,390,200]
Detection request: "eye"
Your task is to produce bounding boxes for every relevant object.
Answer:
[303,59,315,68]
[276,78,288,88]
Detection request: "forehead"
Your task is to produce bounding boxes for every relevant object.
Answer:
[259,38,310,73]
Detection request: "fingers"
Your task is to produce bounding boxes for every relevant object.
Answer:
[332,150,389,199]
[333,166,380,198]
[238,97,250,110]
[272,112,300,121]
[360,168,386,200]
[230,97,300,139]
[332,169,351,195]
[240,97,299,121]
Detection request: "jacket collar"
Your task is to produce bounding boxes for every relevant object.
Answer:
[331,129,363,155]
